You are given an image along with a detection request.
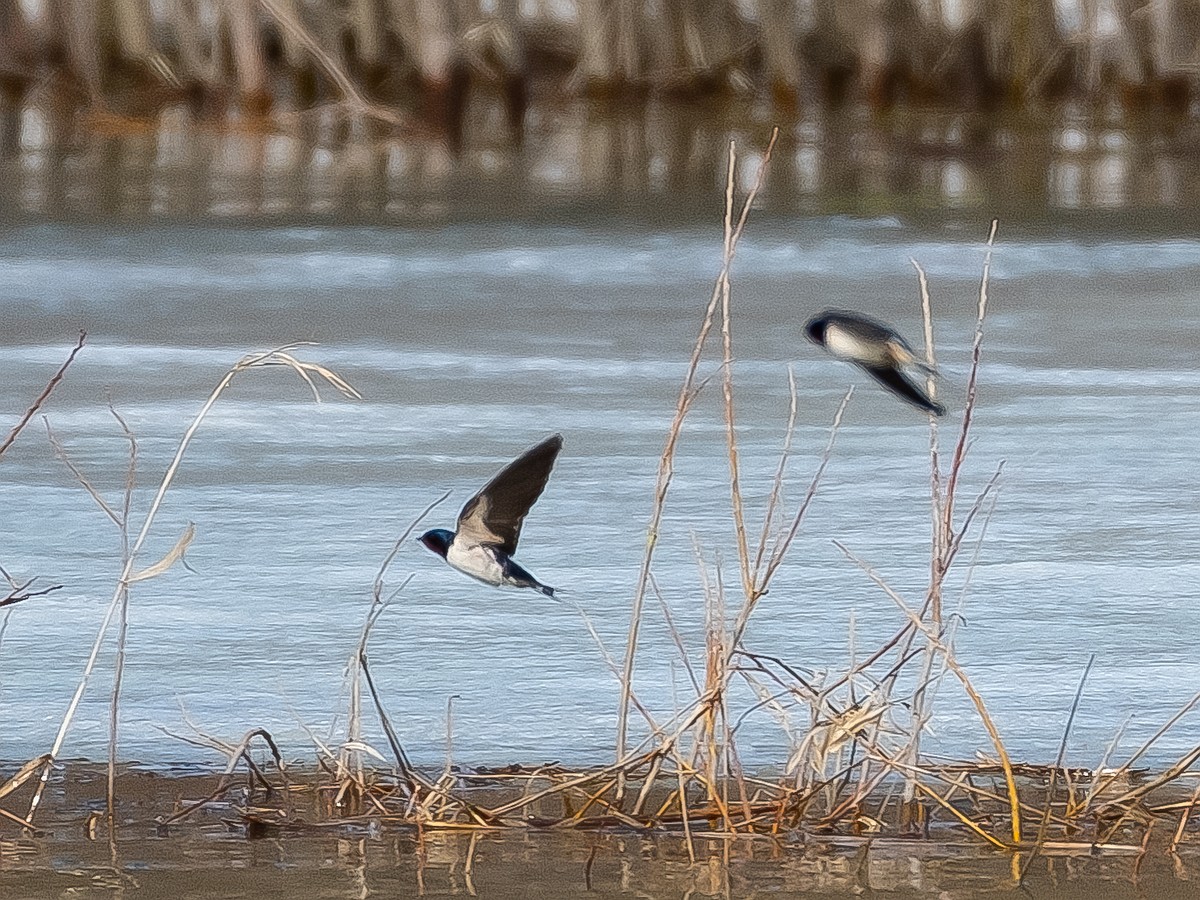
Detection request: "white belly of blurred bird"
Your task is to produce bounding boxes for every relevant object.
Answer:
[824,325,889,365]
[446,541,506,586]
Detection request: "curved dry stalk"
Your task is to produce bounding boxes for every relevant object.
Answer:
[26,345,359,823]
[155,728,288,827]
[340,491,450,786]
[353,574,416,780]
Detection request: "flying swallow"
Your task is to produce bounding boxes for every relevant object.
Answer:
[805,310,945,416]
[419,434,563,597]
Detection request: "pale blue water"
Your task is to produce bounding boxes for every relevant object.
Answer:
[1,219,1199,771]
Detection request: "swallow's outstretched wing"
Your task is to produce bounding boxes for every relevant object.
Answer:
[455,434,563,555]
[862,364,944,416]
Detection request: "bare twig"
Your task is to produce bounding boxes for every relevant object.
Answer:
[0,332,86,459]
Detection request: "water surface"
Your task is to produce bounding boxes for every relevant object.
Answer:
[1,214,1198,771]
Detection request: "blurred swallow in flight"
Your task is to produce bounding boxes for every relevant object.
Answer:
[805,310,945,416]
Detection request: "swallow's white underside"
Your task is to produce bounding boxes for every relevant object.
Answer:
[446,540,508,587]
[823,324,893,366]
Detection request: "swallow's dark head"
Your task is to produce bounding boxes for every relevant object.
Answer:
[805,315,829,346]
[418,528,454,558]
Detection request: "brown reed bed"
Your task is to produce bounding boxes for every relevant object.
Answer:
[5,0,1199,115]
[2,146,1200,880]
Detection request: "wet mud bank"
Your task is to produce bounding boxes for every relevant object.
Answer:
[3,763,1200,899]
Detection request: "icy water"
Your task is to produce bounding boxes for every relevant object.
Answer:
[2,214,1199,772]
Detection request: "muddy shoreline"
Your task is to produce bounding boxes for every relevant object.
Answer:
[1,762,1198,898]
[0,767,1192,898]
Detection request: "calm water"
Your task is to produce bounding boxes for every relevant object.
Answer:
[1,215,1199,770]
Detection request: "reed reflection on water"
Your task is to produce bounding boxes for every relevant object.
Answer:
[2,91,1200,222]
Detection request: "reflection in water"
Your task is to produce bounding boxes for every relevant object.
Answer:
[3,817,1200,899]
[2,90,1199,222]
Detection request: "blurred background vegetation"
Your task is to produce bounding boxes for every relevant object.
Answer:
[2,0,1199,222]
[5,0,1200,110]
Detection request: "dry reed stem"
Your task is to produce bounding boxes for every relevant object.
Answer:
[717,130,782,614]
[26,344,359,823]
[107,406,137,840]
[677,766,696,861]
[0,754,51,804]
[1022,655,1095,880]
[0,332,85,460]
[753,386,852,610]
[616,127,778,762]
[903,763,1071,830]
[942,466,1005,569]
[44,420,122,526]
[0,806,34,829]
[570,598,662,734]
[676,230,848,823]
[359,583,416,780]
[1169,781,1200,855]
[718,139,754,604]
[751,366,799,579]
[560,777,622,824]
[834,541,1022,848]
[1073,716,1133,819]
[1101,742,1200,829]
[649,574,701,695]
[1083,689,1200,815]
[911,779,1009,849]
[913,261,942,553]
[942,220,998,539]
[904,259,942,815]
[45,406,141,836]
[901,224,999,823]
[340,491,449,793]
[482,742,659,819]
